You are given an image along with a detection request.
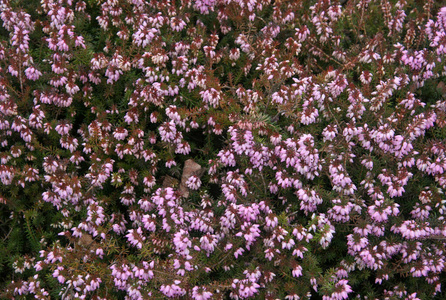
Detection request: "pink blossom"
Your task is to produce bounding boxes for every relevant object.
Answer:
[292,264,303,277]
[125,227,146,249]
[192,286,213,300]
[200,88,221,108]
[25,66,42,81]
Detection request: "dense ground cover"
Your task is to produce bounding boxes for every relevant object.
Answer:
[1,0,446,299]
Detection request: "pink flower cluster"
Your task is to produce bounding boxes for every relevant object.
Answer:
[1,0,446,299]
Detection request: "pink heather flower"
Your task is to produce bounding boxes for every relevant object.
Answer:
[186,175,201,190]
[113,127,128,141]
[295,25,310,42]
[244,268,261,283]
[224,243,233,252]
[292,264,303,277]
[194,0,216,14]
[292,245,308,258]
[387,182,405,198]
[175,141,191,155]
[192,286,213,300]
[234,247,245,258]
[133,26,158,48]
[160,281,186,298]
[301,101,319,125]
[336,267,348,279]
[65,82,80,95]
[347,234,368,253]
[173,229,192,256]
[190,120,199,128]
[282,238,295,250]
[95,248,104,258]
[69,151,85,165]
[85,276,101,292]
[148,133,157,144]
[264,248,280,261]
[55,120,72,135]
[359,69,373,85]
[388,9,406,34]
[368,201,390,222]
[25,66,42,81]
[200,88,221,108]
[236,279,261,298]
[166,159,176,168]
[110,263,133,289]
[361,158,373,170]
[166,105,181,123]
[11,27,30,53]
[322,125,338,141]
[218,149,236,167]
[150,112,159,123]
[353,224,372,237]
[170,17,186,32]
[59,136,78,152]
[200,234,218,256]
[86,203,106,226]
[292,226,313,242]
[329,199,353,223]
[236,223,261,249]
[52,266,65,284]
[159,121,180,142]
[265,214,278,229]
[46,251,63,264]
[394,220,432,240]
[270,133,282,145]
[125,227,145,249]
[229,48,240,62]
[319,226,335,249]
[124,111,139,124]
[324,279,352,300]
[296,188,323,213]
[34,261,43,272]
[143,175,156,190]
[276,171,293,188]
[269,183,279,194]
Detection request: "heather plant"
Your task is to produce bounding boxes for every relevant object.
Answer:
[0,0,446,299]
